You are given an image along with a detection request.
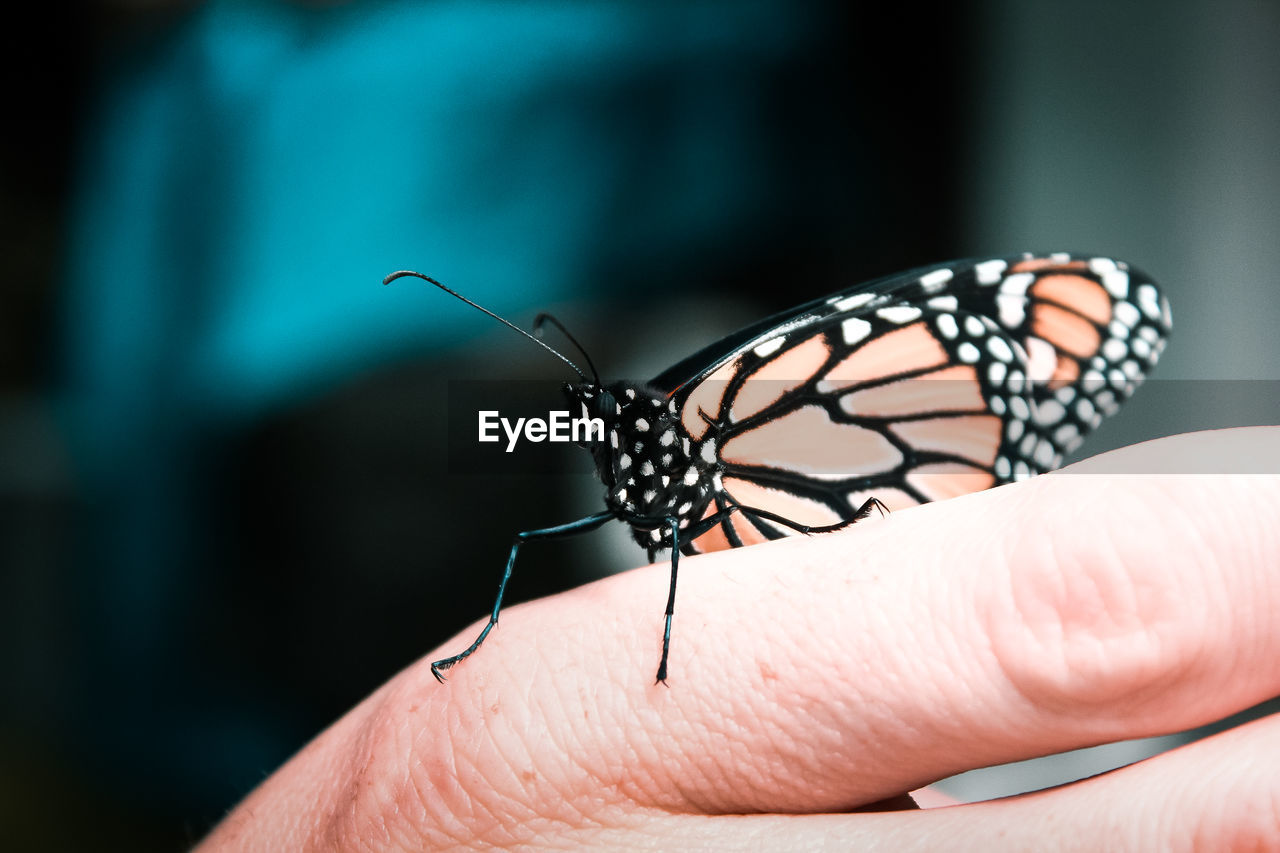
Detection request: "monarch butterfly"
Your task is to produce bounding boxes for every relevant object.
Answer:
[386,252,1171,684]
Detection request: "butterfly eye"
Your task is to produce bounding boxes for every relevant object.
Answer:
[594,390,617,420]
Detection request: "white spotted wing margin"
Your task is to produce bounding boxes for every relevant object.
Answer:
[649,253,1171,552]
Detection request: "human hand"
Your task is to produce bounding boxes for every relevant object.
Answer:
[199,427,1280,850]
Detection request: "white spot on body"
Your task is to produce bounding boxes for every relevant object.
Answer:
[619,454,631,469]
[659,429,675,447]
[640,460,654,476]
[635,418,649,432]
[643,489,656,503]
[683,467,699,486]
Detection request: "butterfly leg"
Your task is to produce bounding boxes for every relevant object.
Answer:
[642,507,758,685]
[430,510,616,683]
[737,497,887,536]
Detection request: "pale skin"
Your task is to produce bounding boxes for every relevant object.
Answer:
[200,427,1280,851]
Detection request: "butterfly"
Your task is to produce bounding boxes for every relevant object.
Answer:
[385,252,1171,684]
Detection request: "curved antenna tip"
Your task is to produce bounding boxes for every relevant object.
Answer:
[383,270,427,286]
[382,269,590,383]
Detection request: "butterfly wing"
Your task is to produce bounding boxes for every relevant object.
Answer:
[653,253,1172,553]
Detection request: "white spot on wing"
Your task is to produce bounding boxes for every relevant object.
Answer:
[936,314,959,339]
[753,337,785,358]
[832,292,876,312]
[1114,301,1140,327]
[1025,336,1057,381]
[975,259,1007,284]
[920,268,954,292]
[958,342,980,363]
[1102,270,1130,299]
[877,305,923,324]
[1034,399,1066,425]
[998,294,1026,328]
[841,317,872,345]
[988,336,1014,363]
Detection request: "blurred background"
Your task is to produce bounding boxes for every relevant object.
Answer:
[2,0,1277,848]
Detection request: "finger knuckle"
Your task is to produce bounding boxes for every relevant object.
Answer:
[982,485,1207,717]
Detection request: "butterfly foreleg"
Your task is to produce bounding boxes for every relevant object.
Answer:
[430,509,616,683]
[733,498,888,537]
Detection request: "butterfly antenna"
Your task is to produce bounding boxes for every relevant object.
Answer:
[532,312,601,387]
[383,270,588,382]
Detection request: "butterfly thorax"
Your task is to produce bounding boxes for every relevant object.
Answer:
[564,381,720,550]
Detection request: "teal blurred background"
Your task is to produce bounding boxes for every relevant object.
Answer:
[1,1,1276,848]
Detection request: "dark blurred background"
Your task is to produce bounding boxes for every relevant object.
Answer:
[1,1,1277,849]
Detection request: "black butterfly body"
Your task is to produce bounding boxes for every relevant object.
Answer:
[389,252,1172,684]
